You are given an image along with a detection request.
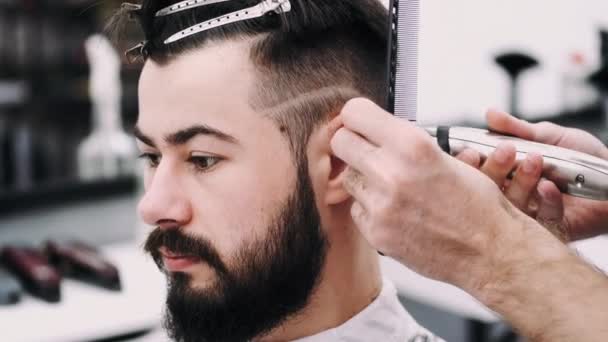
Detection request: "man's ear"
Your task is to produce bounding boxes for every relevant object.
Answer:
[306,118,352,206]
[325,154,351,205]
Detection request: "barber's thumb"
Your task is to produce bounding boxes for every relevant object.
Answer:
[487,109,534,140]
[350,201,368,229]
[351,202,379,243]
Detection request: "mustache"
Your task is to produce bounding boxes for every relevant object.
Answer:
[144,228,228,275]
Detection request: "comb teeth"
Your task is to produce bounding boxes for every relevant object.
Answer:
[389,0,419,122]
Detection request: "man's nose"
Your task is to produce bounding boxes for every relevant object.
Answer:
[137,164,192,229]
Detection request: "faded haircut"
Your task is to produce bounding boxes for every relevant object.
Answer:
[112,0,389,159]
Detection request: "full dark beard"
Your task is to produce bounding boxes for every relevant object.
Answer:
[144,161,328,342]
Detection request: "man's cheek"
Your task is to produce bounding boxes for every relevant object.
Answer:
[208,190,271,232]
[192,209,254,263]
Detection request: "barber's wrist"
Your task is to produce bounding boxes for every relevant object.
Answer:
[470,213,572,307]
[470,214,608,339]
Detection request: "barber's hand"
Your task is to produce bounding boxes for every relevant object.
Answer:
[456,144,568,241]
[329,98,566,293]
[484,110,608,240]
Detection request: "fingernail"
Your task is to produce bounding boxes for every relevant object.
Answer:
[524,153,542,174]
[522,158,536,174]
[494,146,510,164]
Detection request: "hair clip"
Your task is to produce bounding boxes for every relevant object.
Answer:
[164,0,291,44]
[125,40,149,63]
[121,2,143,21]
[156,0,233,17]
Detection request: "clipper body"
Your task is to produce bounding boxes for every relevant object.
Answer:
[425,127,608,201]
[45,241,121,291]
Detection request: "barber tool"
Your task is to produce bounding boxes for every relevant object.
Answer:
[0,266,21,305]
[387,0,608,201]
[45,240,122,291]
[0,246,61,303]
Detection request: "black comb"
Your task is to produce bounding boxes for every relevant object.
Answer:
[386,0,420,122]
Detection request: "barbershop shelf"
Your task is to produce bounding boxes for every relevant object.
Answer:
[0,243,166,342]
[0,176,137,216]
[0,80,27,107]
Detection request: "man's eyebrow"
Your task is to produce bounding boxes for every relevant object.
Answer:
[134,124,239,147]
[134,126,156,147]
[165,125,238,145]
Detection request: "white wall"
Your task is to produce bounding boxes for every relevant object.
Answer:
[382,0,608,124]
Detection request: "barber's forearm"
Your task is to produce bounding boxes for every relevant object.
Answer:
[475,218,608,341]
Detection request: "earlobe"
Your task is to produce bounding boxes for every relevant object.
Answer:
[325,155,352,205]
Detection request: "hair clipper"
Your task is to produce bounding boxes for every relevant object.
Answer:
[424,126,608,201]
[0,246,61,303]
[45,240,122,291]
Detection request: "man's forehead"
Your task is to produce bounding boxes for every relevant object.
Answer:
[140,39,256,93]
[137,39,263,137]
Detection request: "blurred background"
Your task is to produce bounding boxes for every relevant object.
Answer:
[0,0,141,216]
[0,0,607,341]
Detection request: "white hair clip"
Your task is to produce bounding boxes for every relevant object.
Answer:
[156,0,233,17]
[163,0,291,44]
[121,2,143,20]
[124,41,149,63]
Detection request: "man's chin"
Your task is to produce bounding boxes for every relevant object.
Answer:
[167,267,220,290]
[188,273,219,291]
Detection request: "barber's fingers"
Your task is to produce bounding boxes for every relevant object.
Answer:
[487,109,567,146]
[480,143,517,187]
[504,153,543,212]
[536,180,568,241]
[455,149,482,168]
[486,109,536,141]
[350,201,369,230]
[330,127,382,180]
[339,98,424,147]
[341,167,373,208]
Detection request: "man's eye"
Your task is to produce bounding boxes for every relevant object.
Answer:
[138,153,161,168]
[188,155,221,172]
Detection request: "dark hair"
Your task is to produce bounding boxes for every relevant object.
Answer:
[114,0,388,159]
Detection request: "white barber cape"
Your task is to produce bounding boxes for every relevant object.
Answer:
[293,278,445,342]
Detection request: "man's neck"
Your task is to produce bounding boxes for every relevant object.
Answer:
[261,228,383,341]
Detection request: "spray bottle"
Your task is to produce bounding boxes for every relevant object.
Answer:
[77,34,136,181]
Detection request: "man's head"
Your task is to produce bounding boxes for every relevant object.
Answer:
[127,1,388,341]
